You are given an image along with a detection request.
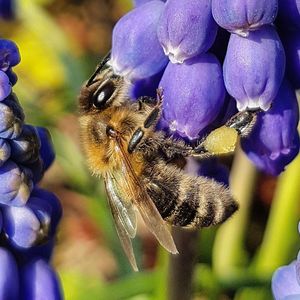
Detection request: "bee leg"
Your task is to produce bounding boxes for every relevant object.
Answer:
[191,109,261,157]
[128,107,162,153]
[128,95,164,154]
[137,96,157,110]
[224,108,260,138]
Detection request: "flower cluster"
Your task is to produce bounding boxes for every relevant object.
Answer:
[110,0,300,176]
[272,223,300,299]
[0,40,63,299]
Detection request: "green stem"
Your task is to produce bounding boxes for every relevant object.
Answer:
[251,154,300,279]
[213,147,258,283]
[168,227,198,300]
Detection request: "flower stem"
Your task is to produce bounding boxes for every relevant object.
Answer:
[168,227,198,300]
[213,147,257,283]
[251,153,300,279]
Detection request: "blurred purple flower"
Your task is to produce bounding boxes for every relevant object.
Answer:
[223,25,286,111]
[272,222,300,299]
[2,190,61,249]
[0,96,24,139]
[0,160,33,206]
[21,259,63,300]
[241,80,299,175]
[159,53,225,140]
[272,261,300,300]
[0,70,11,101]
[0,247,19,300]
[0,0,15,20]
[157,0,218,63]
[6,67,17,85]
[36,127,55,171]
[10,124,41,165]
[0,39,20,71]
[212,0,278,37]
[0,138,10,166]
[111,1,168,81]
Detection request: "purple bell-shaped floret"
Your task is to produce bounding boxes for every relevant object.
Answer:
[157,0,218,63]
[212,0,278,37]
[159,53,225,140]
[223,25,286,111]
[111,1,168,82]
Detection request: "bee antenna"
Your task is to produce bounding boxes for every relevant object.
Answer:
[86,51,111,87]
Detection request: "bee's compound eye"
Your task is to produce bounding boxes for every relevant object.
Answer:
[93,81,115,108]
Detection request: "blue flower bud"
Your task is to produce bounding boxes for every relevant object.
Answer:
[159,54,225,140]
[25,158,44,184]
[111,1,168,81]
[157,0,218,63]
[2,192,60,248]
[0,138,10,166]
[0,39,20,71]
[277,0,300,30]
[10,125,41,165]
[0,160,32,206]
[272,261,300,299]
[241,80,299,175]
[223,25,286,111]
[280,30,300,89]
[17,239,55,263]
[0,70,11,101]
[212,0,278,37]
[4,93,24,121]
[6,67,17,86]
[31,188,62,236]
[0,95,24,139]
[21,259,63,300]
[0,247,19,300]
[36,127,55,171]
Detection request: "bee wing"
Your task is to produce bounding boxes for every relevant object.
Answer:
[115,137,178,255]
[105,173,138,271]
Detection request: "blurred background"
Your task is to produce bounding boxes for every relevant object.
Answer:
[2,0,300,299]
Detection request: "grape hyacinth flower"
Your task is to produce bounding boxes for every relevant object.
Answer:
[159,54,225,140]
[111,1,168,82]
[157,0,218,63]
[223,25,286,111]
[241,80,299,175]
[0,39,63,299]
[272,223,300,299]
[212,0,278,37]
[111,0,299,176]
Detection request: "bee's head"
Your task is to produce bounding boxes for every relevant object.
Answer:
[78,52,129,116]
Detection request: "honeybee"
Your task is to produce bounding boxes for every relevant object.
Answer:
[78,52,258,271]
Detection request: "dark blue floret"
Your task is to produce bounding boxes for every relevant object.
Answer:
[0,0,15,20]
[20,259,63,300]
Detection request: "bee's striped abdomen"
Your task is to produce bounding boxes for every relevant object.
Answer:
[143,161,238,228]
